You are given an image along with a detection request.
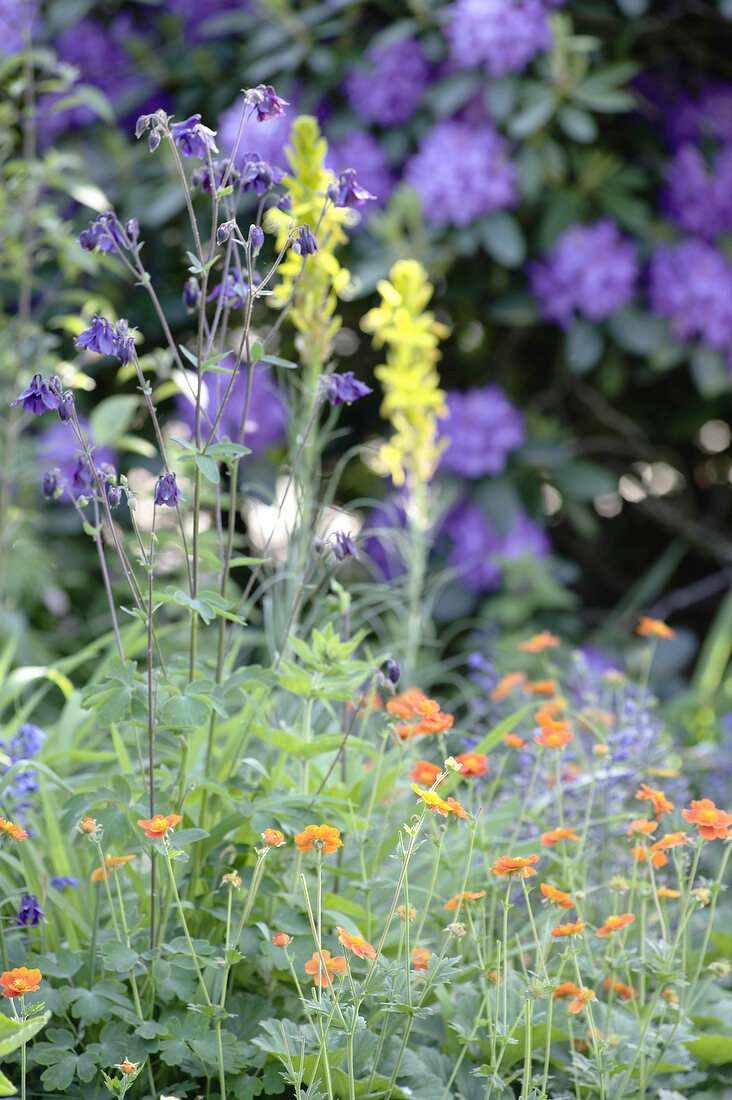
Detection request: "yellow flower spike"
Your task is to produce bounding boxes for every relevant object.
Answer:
[361,259,449,490]
[264,116,352,381]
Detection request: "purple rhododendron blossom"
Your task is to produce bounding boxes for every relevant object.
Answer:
[405,120,517,227]
[439,385,525,478]
[665,82,732,149]
[344,38,429,125]
[327,132,394,210]
[648,239,732,356]
[446,501,550,592]
[176,358,287,454]
[665,144,732,240]
[364,494,409,581]
[446,0,552,78]
[529,219,639,328]
[0,0,38,55]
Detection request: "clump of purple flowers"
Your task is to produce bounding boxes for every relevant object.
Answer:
[37,419,117,503]
[439,385,525,478]
[176,359,288,454]
[343,38,429,125]
[648,239,732,358]
[405,120,517,227]
[445,501,550,592]
[529,219,639,328]
[446,0,552,78]
[76,315,136,364]
[664,144,732,240]
[1,723,45,824]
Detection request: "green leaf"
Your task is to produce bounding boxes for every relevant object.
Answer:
[160,692,212,729]
[194,452,220,483]
[686,1034,732,1067]
[508,93,556,138]
[90,396,139,447]
[565,320,604,373]
[608,307,666,355]
[0,1068,17,1096]
[480,212,526,268]
[250,341,265,361]
[0,1011,50,1056]
[171,827,210,845]
[40,1052,78,1091]
[689,346,732,398]
[101,940,140,972]
[557,105,597,143]
[553,460,617,502]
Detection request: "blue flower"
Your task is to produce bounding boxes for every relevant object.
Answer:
[16,894,44,926]
[447,0,552,77]
[170,114,219,159]
[293,225,318,256]
[76,315,117,357]
[241,154,284,194]
[343,38,429,126]
[326,169,376,208]
[439,386,525,478]
[50,876,79,890]
[11,374,59,416]
[319,372,372,406]
[154,473,184,508]
[250,84,288,122]
[79,212,125,254]
[332,532,359,562]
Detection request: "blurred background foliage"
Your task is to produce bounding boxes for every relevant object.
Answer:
[3,0,732,725]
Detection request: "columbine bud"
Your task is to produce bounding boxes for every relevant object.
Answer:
[383,659,401,686]
[292,224,318,256]
[217,221,233,245]
[107,484,123,508]
[248,224,264,257]
[332,531,358,562]
[277,194,293,214]
[58,391,75,422]
[149,129,161,152]
[183,277,200,312]
[125,218,140,247]
[42,469,60,499]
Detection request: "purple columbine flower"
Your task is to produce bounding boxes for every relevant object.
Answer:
[241,154,284,194]
[326,169,376,208]
[42,469,60,498]
[58,392,75,423]
[382,658,401,686]
[326,132,393,214]
[191,158,241,194]
[405,120,517,227]
[154,473,184,508]
[319,372,373,406]
[114,320,135,365]
[332,531,359,562]
[293,225,318,256]
[250,84,288,122]
[343,38,429,126]
[439,386,526,478]
[11,374,60,416]
[75,315,119,358]
[50,876,79,890]
[79,212,124,254]
[170,114,219,159]
[183,278,200,312]
[16,893,44,927]
[529,219,639,329]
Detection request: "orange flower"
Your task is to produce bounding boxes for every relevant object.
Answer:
[387,688,430,720]
[551,921,586,936]
[412,948,431,972]
[503,732,526,749]
[0,817,28,841]
[540,883,574,909]
[304,950,347,987]
[553,981,582,1000]
[79,817,97,833]
[491,672,526,702]
[651,832,688,851]
[681,799,732,840]
[294,824,342,854]
[603,977,637,1000]
[0,967,42,997]
[453,752,489,777]
[631,845,668,868]
[656,887,681,899]
[272,932,291,947]
[519,631,560,653]
[635,784,674,818]
[523,680,557,696]
[120,1060,138,1075]
[662,987,679,1004]
[636,617,675,640]
[535,700,567,718]
[336,927,377,960]
[593,743,609,756]
[262,828,285,847]
[491,854,540,878]
[397,904,417,921]
[692,887,711,905]
[444,890,487,911]
[91,854,136,882]
[414,709,454,736]
[534,727,574,750]
[568,987,596,1014]
[137,813,182,839]
[444,796,469,820]
[596,913,635,937]
[222,872,242,887]
[626,818,658,836]
[541,827,580,847]
[409,760,443,786]
[347,691,382,715]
